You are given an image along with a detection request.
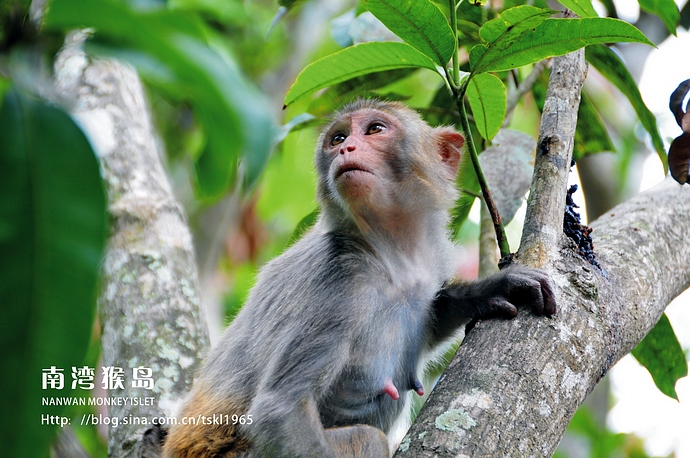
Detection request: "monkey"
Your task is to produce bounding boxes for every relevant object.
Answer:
[163,99,557,458]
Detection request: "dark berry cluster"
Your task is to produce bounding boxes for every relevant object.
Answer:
[563,184,600,268]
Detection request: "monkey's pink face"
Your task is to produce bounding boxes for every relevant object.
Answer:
[321,109,402,204]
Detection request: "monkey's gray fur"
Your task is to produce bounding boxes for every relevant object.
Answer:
[163,99,556,458]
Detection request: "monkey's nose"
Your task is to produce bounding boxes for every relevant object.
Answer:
[339,144,356,155]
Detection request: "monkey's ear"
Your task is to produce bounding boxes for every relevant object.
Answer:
[436,129,464,177]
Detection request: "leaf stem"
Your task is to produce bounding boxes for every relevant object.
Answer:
[457,92,511,258]
[447,0,509,258]
[448,0,460,87]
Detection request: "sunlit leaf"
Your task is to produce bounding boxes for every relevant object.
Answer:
[557,0,599,18]
[469,6,554,72]
[472,17,653,74]
[362,0,455,66]
[585,44,667,173]
[466,73,506,141]
[0,87,106,458]
[632,314,688,400]
[450,143,481,241]
[284,42,439,107]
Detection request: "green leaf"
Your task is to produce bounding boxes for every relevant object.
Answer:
[45,0,276,200]
[450,145,481,241]
[557,0,599,18]
[639,0,680,35]
[284,42,440,107]
[472,17,653,74]
[585,44,667,173]
[470,6,555,72]
[362,0,455,66]
[632,314,688,400]
[275,112,318,145]
[573,91,615,160]
[0,88,106,458]
[169,0,248,26]
[466,73,506,141]
[308,68,416,116]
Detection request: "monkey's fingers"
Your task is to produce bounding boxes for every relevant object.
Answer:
[504,271,546,316]
[506,268,557,317]
[524,268,557,316]
[538,275,557,316]
[487,297,518,318]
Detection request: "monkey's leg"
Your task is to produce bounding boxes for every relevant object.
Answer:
[163,388,251,458]
[325,425,390,458]
[248,392,390,458]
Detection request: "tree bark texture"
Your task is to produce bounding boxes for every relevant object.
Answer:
[54,33,210,457]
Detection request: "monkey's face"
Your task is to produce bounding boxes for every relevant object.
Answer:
[315,102,464,231]
[319,108,403,208]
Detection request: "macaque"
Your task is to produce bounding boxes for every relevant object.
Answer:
[163,99,556,458]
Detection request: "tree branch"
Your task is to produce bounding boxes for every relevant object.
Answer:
[54,33,210,457]
[518,49,587,265]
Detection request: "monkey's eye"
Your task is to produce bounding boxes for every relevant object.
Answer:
[331,133,347,147]
[366,123,386,135]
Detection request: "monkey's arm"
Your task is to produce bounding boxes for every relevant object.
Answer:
[429,265,557,344]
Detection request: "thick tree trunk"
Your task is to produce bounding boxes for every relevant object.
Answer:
[53,34,210,457]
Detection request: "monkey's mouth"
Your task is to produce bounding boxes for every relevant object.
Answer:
[335,163,372,179]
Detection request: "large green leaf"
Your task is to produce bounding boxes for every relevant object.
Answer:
[574,91,615,160]
[632,314,688,400]
[466,73,506,141]
[308,68,416,116]
[469,6,554,73]
[0,88,106,457]
[45,0,276,200]
[284,42,439,107]
[585,44,667,172]
[639,0,680,35]
[361,0,455,66]
[471,17,653,74]
[557,0,599,18]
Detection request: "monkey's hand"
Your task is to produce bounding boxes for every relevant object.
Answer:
[431,265,556,341]
[464,265,557,319]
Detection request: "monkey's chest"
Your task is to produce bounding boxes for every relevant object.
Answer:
[320,307,428,432]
